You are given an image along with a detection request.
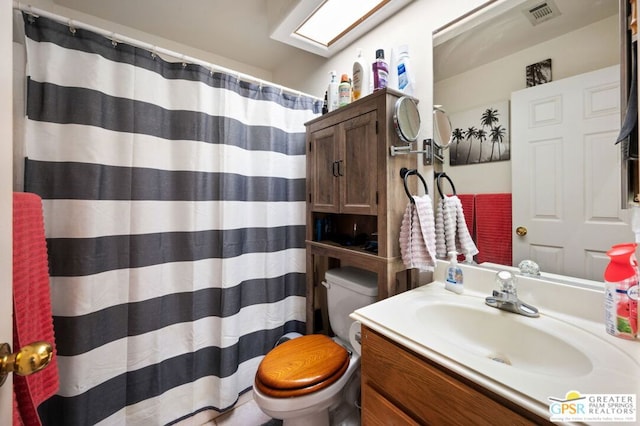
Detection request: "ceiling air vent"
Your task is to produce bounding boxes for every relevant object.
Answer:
[522,0,562,26]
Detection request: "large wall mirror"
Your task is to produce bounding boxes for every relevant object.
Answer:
[433,0,632,281]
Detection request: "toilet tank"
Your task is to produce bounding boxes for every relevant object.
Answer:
[324,266,378,341]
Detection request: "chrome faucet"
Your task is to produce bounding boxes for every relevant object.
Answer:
[485,270,539,317]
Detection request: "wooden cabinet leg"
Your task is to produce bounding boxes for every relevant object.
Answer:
[306,252,315,335]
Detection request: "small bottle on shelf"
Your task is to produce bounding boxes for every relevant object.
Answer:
[338,74,351,107]
[372,49,388,91]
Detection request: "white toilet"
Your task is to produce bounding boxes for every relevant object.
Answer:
[253,266,378,426]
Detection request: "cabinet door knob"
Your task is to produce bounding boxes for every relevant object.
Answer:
[336,160,344,176]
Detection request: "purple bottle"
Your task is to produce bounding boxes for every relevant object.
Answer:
[372,49,388,91]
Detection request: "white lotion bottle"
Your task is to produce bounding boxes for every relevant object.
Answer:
[327,71,339,112]
[352,48,369,100]
[445,252,464,294]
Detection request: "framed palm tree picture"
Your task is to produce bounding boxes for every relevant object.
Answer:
[448,100,510,166]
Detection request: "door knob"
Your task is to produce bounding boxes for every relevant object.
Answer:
[0,341,53,387]
[516,226,528,236]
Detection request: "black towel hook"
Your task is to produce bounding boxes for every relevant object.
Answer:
[400,167,428,203]
[435,172,457,198]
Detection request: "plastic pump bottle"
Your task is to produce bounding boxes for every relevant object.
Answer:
[327,71,339,112]
[322,91,328,115]
[372,49,388,91]
[338,74,351,107]
[352,48,369,100]
[445,252,464,294]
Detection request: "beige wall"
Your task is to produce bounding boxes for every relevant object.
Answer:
[12,0,620,196]
[278,1,619,195]
[17,0,275,81]
[434,15,619,194]
[274,0,488,148]
[15,0,490,146]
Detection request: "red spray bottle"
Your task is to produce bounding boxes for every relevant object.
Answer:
[604,243,638,339]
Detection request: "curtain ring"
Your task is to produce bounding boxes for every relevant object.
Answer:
[110,33,118,48]
[151,46,157,60]
[68,19,76,35]
[25,5,37,24]
[181,55,187,68]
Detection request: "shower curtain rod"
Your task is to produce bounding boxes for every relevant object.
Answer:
[13,1,321,101]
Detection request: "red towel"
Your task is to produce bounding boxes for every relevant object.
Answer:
[475,194,512,266]
[13,391,24,426]
[13,193,59,426]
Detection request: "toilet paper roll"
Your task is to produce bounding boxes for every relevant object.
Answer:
[349,321,362,355]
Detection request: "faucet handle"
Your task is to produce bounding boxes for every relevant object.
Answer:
[518,260,541,276]
[495,270,517,295]
[487,270,539,318]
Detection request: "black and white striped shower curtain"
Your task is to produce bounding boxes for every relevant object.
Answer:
[20,13,321,425]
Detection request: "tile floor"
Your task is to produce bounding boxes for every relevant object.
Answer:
[213,397,277,426]
[177,391,280,426]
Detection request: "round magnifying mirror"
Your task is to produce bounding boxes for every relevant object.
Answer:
[393,96,421,142]
[433,105,453,148]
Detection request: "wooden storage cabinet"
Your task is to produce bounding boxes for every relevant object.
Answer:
[309,125,339,212]
[361,326,552,426]
[305,89,416,333]
[309,110,378,215]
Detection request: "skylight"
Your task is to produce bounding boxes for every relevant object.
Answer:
[271,0,414,57]
[294,0,389,47]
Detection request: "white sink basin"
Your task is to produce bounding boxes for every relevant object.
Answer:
[416,301,593,377]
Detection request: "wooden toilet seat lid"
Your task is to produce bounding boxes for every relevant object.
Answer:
[255,334,349,398]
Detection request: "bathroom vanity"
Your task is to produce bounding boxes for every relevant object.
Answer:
[360,326,547,425]
[352,261,640,425]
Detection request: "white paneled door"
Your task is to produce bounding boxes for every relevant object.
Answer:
[512,65,633,281]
